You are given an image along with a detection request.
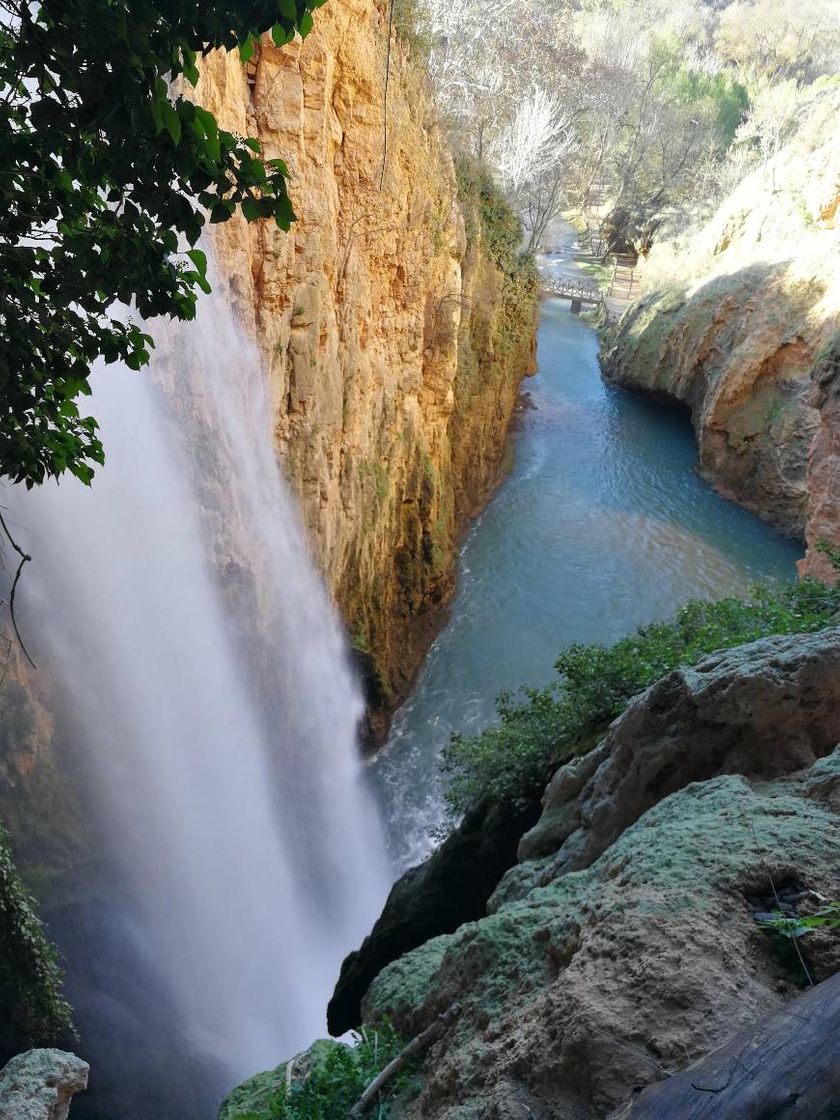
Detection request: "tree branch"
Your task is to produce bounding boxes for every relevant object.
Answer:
[0,508,35,668]
[349,1004,461,1118]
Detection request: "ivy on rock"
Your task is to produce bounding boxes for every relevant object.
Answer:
[0,0,325,488]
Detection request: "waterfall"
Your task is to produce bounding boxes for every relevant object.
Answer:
[8,285,390,1105]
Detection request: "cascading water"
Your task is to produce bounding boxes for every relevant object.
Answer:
[8,282,390,1115]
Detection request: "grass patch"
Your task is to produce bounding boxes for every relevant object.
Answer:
[443,573,840,816]
[577,257,612,286]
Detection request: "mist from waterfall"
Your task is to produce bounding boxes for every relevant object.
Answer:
[9,286,390,1105]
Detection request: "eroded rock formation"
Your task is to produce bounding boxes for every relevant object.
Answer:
[347,630,840,1119]
[192,5,536,730]
[514,628,840,874]
[602,87,840,565]
[0,1049,88,1120]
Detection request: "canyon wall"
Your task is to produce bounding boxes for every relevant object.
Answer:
[193,4,536,733]
[0,0,536,874]
[602,87,840,576]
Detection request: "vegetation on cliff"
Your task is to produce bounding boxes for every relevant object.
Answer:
[443,569,840,815]
[0,825,72,1063]
[455,156,539,344]
[219,1026,414,1120]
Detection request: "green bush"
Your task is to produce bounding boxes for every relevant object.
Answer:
[443,574,840,815]
[0,823,73,1060]
[240,1023,416,1120]
[455,156,532,278]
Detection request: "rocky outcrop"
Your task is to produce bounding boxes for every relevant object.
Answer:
[328,793,542,1035]
[804,333,840,582]
[193,7,536,731]
[353,631,840,1119]
[513,628,840,879]
[0,1050,88,1120]
[603,87,840,556]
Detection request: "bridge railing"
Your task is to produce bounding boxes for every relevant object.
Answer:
[544,276,604,303]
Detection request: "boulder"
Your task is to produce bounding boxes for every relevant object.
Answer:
[365,761,840,1119]
[0,1050,88,1120]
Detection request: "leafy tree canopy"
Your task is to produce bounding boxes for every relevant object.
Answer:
[0,0,324,488]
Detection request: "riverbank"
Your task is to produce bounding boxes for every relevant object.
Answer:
[602,84,840,571]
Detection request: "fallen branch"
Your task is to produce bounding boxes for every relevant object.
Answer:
[349,1004,461,1118]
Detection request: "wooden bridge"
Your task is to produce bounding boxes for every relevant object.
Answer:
[545,276,605,314]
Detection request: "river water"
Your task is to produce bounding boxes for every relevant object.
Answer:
[371,246,802,871]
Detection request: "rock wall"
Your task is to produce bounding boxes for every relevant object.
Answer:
[602,87,840,567]
[192,4,536,733]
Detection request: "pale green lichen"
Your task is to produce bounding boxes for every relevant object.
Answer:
[364,769,840,1033]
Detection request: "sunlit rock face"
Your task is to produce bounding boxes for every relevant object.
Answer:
[603,87,840,575]
[194,4,536,732]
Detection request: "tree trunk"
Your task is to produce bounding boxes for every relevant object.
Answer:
[625,972,840,1118]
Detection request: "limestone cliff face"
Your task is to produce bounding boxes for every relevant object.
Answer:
[192,5,535,731]
[602,88,840,570]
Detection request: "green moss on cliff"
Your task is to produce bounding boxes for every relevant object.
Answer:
[454,157,539,359]
[365,771,840,1037]
[450,157,537,521]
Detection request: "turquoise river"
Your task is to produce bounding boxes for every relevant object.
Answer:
[370,254,802,870]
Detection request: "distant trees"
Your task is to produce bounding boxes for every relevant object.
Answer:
[715,0,840,83]
[735,79,802,168]
[410,0,840,255]
[496,89,577,252]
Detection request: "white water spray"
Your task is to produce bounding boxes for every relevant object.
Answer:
[10,288,390,1082]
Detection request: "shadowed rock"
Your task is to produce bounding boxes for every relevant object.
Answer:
[327,794,541,1035]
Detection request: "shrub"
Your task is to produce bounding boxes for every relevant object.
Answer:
[238,1022,415,1120]
[455,156,530,276]
[443,575,840,815]
[0,824,73,1060]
